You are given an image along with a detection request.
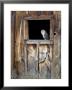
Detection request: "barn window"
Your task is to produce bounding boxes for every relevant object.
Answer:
[28,20,50,40]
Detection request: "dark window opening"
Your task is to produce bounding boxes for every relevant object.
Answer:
[28,20,50,40]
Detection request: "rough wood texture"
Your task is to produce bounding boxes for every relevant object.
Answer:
[11,11,61,79]
[26,40,53,44]
[23,20,29,40]
[39,45,51,79]
[51,11,61,78]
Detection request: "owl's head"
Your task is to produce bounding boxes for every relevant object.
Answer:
[41,29,45,36]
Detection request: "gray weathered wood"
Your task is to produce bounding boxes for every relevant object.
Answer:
[26,40,53,44]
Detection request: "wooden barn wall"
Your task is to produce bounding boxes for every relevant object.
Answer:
[11,11,61,79]
[52,11,61,78]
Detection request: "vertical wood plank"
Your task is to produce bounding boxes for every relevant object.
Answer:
[24,41,27,74]
[23,20,29,40]
[37,44,39,73]
[36,44,39,79]
[50,45,53,62]
[50,19,54,41]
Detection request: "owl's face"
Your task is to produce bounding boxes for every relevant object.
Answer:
[41,29,45,36]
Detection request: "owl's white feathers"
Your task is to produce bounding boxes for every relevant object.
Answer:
[41,29,48,40]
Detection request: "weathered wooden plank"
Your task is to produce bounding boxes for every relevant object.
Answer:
[24,41,27,74]
[26,40,53,44]
[27,44,38,78]
[50,19,54,41]
[38,45,51,79]
[24,16,52,20]
[23,20,29,40]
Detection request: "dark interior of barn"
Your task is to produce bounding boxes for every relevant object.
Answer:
[28,20,50,40]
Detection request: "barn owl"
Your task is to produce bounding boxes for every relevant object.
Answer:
[41,29,48,40]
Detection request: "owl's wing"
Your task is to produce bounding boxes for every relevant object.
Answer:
[44,32,48,40]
